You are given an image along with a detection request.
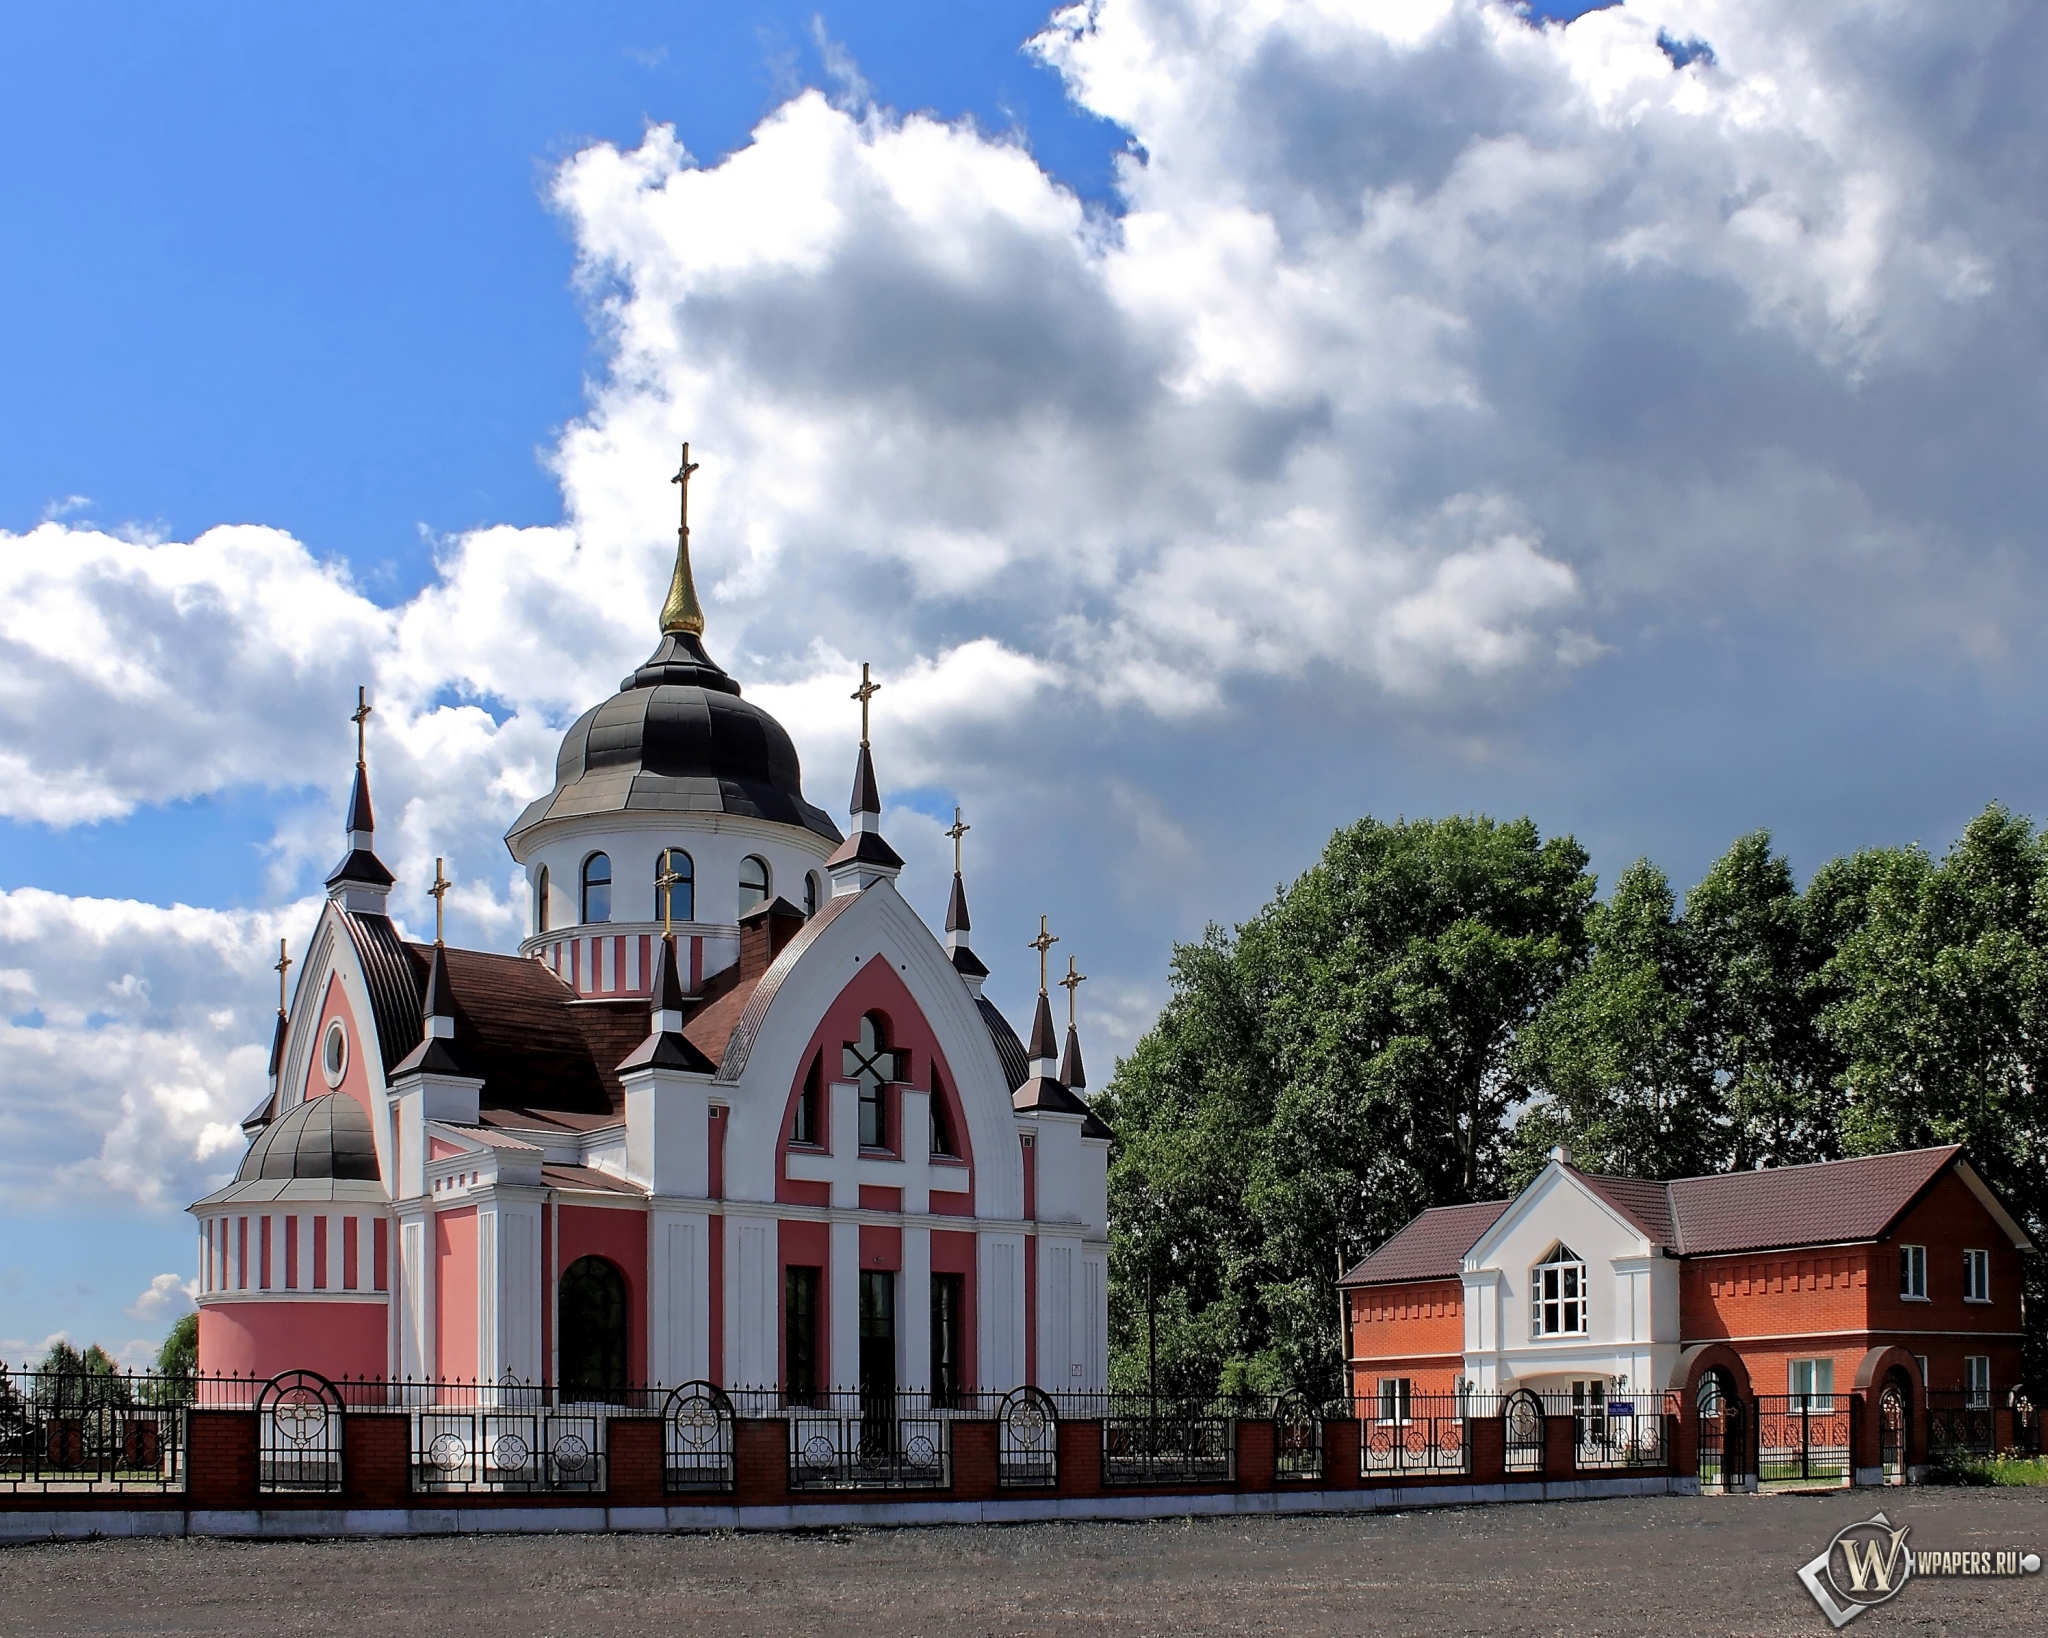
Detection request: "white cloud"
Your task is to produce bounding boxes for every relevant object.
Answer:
[5,0,2048,1212]
[128,1272,197,1323]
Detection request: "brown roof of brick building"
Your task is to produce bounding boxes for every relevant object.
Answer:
[1341,1200,1511,1287]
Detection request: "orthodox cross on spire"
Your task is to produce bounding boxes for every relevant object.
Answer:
[1028,914,1059,995]
[656,857,685,937]
[851,662,881,748]
[661,441,706,637]
[1060,954,1087,1028]
[351,686,372,767]
[274,938,292,1015]
[945,807,970,874]
[429,858,452,945]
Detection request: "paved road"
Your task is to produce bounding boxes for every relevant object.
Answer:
[5,1490,2045,1636]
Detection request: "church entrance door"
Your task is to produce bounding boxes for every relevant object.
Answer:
[559,1256,628,1404]
[859,1271,896,1454]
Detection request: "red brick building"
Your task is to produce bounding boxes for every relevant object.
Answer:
[1341,1146,2031,1415]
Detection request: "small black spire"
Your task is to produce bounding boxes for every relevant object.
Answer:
[851,743,881,817]
[945,872,970,934]
[651,933,687,1013]
[267,1009,288,1079]
[1061,1022,1086,1091]
[420,943,453,1022]
[1028,991,1059,1064]
[345,760,375,835]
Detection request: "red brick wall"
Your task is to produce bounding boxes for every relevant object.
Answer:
[1346,1278,1464,1399]
[1682,1167,2025,1395]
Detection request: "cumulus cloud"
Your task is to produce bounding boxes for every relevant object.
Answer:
[128,1272,197,1323]
[5,0,2048,1212]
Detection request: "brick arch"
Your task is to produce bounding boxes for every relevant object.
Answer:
[1852,1345,1925,1476]
[1668,1341,1753,1402]
[1852,1343,1923,1401]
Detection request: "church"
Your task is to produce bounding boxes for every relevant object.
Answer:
[189,449,1113,1404]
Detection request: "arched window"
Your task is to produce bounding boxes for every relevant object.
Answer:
[655,847,695,924]
[581,853,612,924]
[1531,1244,1588,1337]
[842,1012,897,1149]
[535,865,551,935]
[739,854,770,915]
[792,1051,823,1147]
[929,1062,957,1157]
[804,871,822,917]
[558,1255,628,1403]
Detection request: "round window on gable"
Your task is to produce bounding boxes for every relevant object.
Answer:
[321,1020,349,1087]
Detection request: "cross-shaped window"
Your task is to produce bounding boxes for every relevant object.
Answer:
[843,1013,897,1148]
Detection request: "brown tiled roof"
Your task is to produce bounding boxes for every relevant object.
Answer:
[1575,1173,1678,1247]
[408,943,763,1123]
[1664,1146,1961,1256]
[540,1162,647,1196]
[1341,1200,1510,1287]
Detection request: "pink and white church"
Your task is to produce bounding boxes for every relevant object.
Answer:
[190,464,1112,1403]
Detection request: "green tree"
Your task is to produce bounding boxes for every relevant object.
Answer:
[1097,814,1594,1396]
[156,1314,198,1386]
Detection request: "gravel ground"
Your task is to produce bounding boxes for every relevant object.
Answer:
[4,1489,2046,1637]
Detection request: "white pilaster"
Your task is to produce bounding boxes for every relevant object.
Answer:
[830,1217,861,1390]
[901,1224,932,1395]
[651,1207,711,1386]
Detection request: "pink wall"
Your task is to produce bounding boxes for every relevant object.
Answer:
[198,1300,388,1381]
[304,972,376,1122]
[559,1204,649,1381]
[435,1206,479,1383]
[774,959,977,1206]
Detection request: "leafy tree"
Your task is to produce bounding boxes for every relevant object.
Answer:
[156,1314,198,1388]
[1098,814,1594,1396]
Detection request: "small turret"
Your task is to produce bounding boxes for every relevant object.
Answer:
[826,663,904,894]
[325,686,395,914]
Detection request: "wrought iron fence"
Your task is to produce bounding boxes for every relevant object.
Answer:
[1570,1392,1676,1469]
[413,1406,606,1493]
[664,1382,736,1494]
[1754,1393,1853,1487]
[998,1386,1059,1488]
[1096,1397,1237,1486]
[1503,1388,1546,1473]
[1927,1392,1996,1460]
[777,1390,952,1491]
[1356,1394,1469,1478]
[1273,1390,1324,1483]
[0,1365,191,1493]
[258,1370,346,1494]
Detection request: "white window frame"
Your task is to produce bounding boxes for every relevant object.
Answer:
[1531,1247,1589,1337]
[1915,1354,1931,1391]
[1900,1243,1928,1301]
[1376,1377,1413,1425]
[1965,1355,1991,1408]
[1789,1357,1836,1414]
[1964,1248,1990,1303]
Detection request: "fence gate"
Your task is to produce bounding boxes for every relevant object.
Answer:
[1503,1388,1545,1474]
[1694,1375,1742,1492]
[1879,1384,1905,1485]
[1755,1394,1851,1487]
[998,1386,1059,1489]
[257,1370,344,1494]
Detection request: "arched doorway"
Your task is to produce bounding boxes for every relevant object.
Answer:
[559,1256,628,1403]
[1697,1367,1744,1492]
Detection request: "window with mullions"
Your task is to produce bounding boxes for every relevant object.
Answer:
[739,854,770,914]
[1964,1248,1990,1303]
[1376,1377,1412,1424]
[929,1063,958,1157]
[581,852,612,924]
[1789,1357,1835,1413]
[536,865,550,935]
[1966,1354,1991,1408]
[655,848,694,924]
[1901,1244,1928,1300]
[1532,1245,1589,1336]
[931,1272,964,1408]
[843,1013,897,1149]
[785,1265,821,1408]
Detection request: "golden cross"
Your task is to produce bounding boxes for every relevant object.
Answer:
[1027,914,1058,994]
[429,857,451,945]
[1060,954,1087,1029]
[351,686,372,766]
[851,661,881,747]
[945,807,969,874]
[671,441,700,536]
[274,938,292,1015]
[655,856,684,937]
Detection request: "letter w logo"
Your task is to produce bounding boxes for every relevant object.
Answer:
[1840,1529,1912,1594]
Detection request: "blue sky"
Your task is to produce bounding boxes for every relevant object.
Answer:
[3,0,2044,1363]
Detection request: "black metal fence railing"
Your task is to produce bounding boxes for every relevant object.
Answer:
[1567,1392,1678,1470]
[0,1367,190,1493]
[414,1406,606,1493]
[1093,1397,1238,1486]
[664,1382,736,1494]
[1273,1390,1324,1483]
[1351,1393,1471,1477]
[1503,1389,1546,1473]
[998,1387,1059,1489]
[1926,1392,1997,1460]
[1754,1394,1853,1487]
[775,1390,952,1491]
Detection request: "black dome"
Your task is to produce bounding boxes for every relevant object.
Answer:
[505,632,841,849]
[237,1093,381,1182]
